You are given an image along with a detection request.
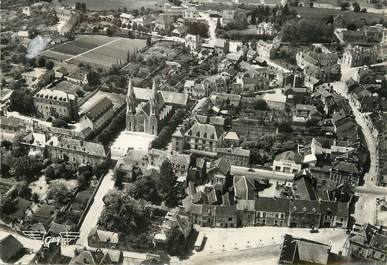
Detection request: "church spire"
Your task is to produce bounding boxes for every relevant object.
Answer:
[127,77,135,98]
[127,77,136,115]
[151,79,158,101]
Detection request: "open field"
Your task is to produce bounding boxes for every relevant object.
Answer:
[291,6,386,24]
[42,35,146,69]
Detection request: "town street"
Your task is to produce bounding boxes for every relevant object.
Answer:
[331,80,380,224]
[231,166,294,181]
[77,169,115,246]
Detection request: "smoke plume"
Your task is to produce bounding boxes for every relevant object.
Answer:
[26,35,51,58]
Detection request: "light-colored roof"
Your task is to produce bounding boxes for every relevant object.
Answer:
[120,13,134,19]
[185,122,219,140]
[48,136,106,158]
[35,88,75,101]
[262,90,286,103]
[133,87,188,106]
[297,240,330,265]
[223,131,239,141]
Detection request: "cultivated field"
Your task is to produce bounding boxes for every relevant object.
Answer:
[41,35,146,69]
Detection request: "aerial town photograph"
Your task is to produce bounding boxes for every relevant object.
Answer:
[0,0,386,264]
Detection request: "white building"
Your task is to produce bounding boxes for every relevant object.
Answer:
[262,89,287,110]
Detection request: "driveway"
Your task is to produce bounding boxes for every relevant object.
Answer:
[77,170,115,246]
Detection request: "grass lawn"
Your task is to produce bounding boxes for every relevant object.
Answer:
[291,6,385,24]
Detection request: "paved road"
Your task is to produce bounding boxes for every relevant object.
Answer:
[231,166,294,181]
[176,245,281,265]
[77,170,115,246]
[330,80,380,224]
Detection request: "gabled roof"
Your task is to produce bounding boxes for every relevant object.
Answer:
[233,175,256,200]
[83,96,113,122]
[254,197,290,212]
[0,234,24,262]
[332,161,359,174]
[274,151,303,164]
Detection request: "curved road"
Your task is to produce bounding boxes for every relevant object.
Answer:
[331,80,380,225]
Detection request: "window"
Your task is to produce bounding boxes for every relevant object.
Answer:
[262,212,266,218]
[228,217,232,221]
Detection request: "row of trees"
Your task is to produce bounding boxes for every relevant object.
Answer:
[97,109,126,146]
[151,109,186,149]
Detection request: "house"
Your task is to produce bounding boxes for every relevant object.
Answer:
[30,204,56,226]
[330,161,360,186]
[253,197,290,227]
[273,151,302,174]
[184,80,208,98]
[214,205,237,228]
[34,88,78,120]
[262,90,287,110]
[65,70,88,85]
[155,13,175,33]
[279,234,333,265]
[233,175,257,201]
[256,40,277,59]
[217,147,250,167]
[185,34,202,52]
[46,136,107,166]
[80,97,114,132]
[20,132,46,157]
[184,122,221,155]
[340,45,378,67]
[0,116,27,139]
[159,207,192,240]
[288,200,321,228]
[345,223,387,264]
[120,13,134,25]
[88,227,119,249]
[69,249,123,265]
[222,131,240,147]
[214,39,227,55]
[0,235,24,262]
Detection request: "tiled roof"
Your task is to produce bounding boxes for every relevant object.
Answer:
[35,88,75,101]
[254,197,290,212]
[83,96,113,122]
[274,151,303,164]
[332,161,359,174]
[48,136,106,158]
[185,122,219,140]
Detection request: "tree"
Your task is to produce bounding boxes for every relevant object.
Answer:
[45,166,55,179]
[47,182,71,205]
[11,181,32,199]
[9,89,35,115]
[146,36,151,47]
[340,2,350,10]
[114,170,124,189]
[309,2,314,7]
[0,196,17,215]
[106,27,114,37]
[38,56,46,67]
[278,122,293,133]
[52,118,68,128]
[360,8,367,13]
[86,70,100,87]
[352,2,361,12]
[45,60,54,70]
[254,99,268,110]
[128,175,160,204]
[185,21,209,38]
[159,159,175,195]
[166,227,188,257]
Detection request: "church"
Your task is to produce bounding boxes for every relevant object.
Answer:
[126,79,189,136]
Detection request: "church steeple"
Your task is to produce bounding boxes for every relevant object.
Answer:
[127,78,136,114]
[150,80,158,116]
